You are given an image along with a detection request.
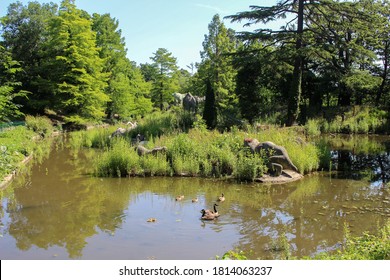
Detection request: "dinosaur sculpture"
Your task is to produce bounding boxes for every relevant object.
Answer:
[244,138,300,175]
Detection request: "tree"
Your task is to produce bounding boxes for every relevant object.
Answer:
[149,48,178,110]
[228,0,307,125]
[0,1,58,113]
[234,43,277,124]
[203,78,217,129]
[40,0,109,124]
[0,46,27,121]
[92,13,152,118]
[200,14,238,128]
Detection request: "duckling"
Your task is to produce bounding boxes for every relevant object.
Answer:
[147,218,157,222]
[192,197,198,203]
[175,195,184,201]
[218,193,225,202]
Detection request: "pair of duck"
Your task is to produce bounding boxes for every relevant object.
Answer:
[176,195,198,203]
[201,193,225,220]
[176,193,225,203]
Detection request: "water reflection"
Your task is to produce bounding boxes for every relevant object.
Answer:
[0,135,389,259]
[325,135,390,183]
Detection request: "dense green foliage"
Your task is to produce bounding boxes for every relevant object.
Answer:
[1,0,389,130]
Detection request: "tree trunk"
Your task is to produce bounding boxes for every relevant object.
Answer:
[286,0,304,126]
[376,42,389,106]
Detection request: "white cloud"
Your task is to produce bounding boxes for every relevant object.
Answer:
[193,3,228,14]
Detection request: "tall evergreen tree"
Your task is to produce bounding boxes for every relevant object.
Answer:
[203,78,217,129]
[40,0,109,124]
[228,0,306,126]
[200,14,238,128]
[150,48,178,110]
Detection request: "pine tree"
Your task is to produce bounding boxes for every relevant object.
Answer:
[150,48,178,110]
[200,14,238,128]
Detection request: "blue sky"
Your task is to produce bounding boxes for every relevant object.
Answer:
[1,0,279,69]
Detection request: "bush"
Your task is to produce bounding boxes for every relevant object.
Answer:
[234,151,266,182]
[25,115,53,137]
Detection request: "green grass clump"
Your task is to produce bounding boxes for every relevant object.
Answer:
[305,119,321,137]
[0,124,54,181]
[94,138,139,177]
[0,126,35,179]
[25,115,53,137]
[234,151,266,182]
[89,112,323,181]
[307,106,388,135]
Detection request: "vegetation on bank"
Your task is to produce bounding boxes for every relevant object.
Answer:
[312,222,390,260]
[0,115,55,183]
[69,111,324,181]
[221,221,390,260]
[1,1,389,132]
[305,106,389,136]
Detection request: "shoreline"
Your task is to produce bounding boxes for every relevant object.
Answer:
[0,154,33,190]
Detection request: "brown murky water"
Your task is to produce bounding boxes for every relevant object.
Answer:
[0,135,389,259]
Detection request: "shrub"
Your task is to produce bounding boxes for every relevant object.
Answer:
[234,151,266,182]
[305,119,321,137]
[25,115,53,137]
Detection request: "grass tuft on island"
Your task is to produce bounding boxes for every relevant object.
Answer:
[70,111,326,182]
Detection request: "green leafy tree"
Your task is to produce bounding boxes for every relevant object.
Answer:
[200,14,238,128]
[92,13,152,119]
[0,46,27,121]
[1,1,58,113]
[149,48,179,110]
[40,0,109,124]
[233,40,286,124]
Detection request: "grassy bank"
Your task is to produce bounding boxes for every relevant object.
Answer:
[312,222,390,260]
[0,115,55,185]
[70,111,325,181]
[305,106,389,136]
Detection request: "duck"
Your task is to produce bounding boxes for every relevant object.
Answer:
[218,193,225,202]
[201,209,217,220]
[147,218,157,222]
[192,197,198,203]
[175,195,184,201]
[201,203,220,220]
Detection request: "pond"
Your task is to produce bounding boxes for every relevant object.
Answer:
[0,135,389,259]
